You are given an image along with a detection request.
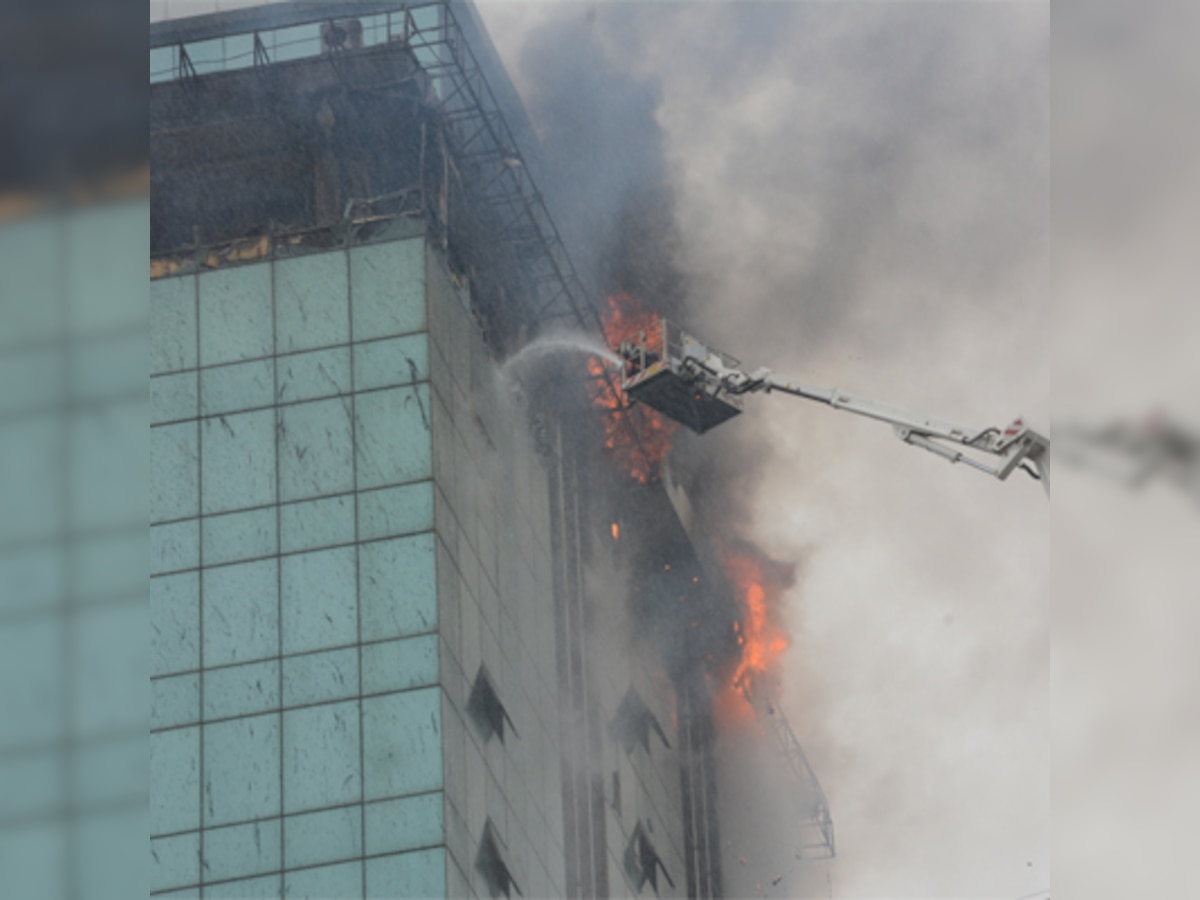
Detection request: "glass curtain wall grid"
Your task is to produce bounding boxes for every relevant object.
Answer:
[151,239,447,898]
[151,235,571,899]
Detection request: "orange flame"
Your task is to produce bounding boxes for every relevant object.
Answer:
[717,546,794,722]
[587,292,678,483]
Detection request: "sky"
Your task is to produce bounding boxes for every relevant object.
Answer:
[475,3,1050,898]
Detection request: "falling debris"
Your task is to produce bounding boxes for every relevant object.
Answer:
[771,875,783,886]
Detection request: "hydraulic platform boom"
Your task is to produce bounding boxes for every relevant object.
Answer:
[618,318,1049,496]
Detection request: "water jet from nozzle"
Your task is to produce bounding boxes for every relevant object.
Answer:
[501,332,622,380]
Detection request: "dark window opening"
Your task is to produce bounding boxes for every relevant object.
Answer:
[611,770,622,816]
[468,665,517,744]
[477,818,522,898]
[609,687,670,756]
[624,821,674,895]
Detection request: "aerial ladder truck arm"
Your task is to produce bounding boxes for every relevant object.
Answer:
[617,317,1050,496]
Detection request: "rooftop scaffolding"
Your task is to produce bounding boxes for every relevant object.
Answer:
[150,0,604,338]
[743,685,836,861]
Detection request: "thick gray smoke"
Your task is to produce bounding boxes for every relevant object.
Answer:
[513,4,774,534]
[484,3,1049,899]
[517,14,673,296]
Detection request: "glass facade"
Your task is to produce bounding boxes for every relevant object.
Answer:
[151,234,448,897]
[150,229,576,898]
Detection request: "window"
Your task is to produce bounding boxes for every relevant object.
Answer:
[624,821,674,894]
[476,818,521,898]
[467,665,517,744]
[609,687,670,756]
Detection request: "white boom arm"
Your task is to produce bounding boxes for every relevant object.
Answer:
[679,339,1050,496]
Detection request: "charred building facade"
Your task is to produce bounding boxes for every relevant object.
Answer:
[149,3,748,899]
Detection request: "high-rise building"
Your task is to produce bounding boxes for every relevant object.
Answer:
[150,3,825,898]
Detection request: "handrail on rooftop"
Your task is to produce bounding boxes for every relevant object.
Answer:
[150,0,442,48]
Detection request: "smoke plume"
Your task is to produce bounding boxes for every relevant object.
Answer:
[484,3,1049,898]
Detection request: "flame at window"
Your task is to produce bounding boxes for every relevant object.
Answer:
[716,544,795,723]
[587,292,678,483]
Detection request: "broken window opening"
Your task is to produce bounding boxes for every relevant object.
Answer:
[468,665,518,744]
[624,821,674,895]
[609,687,670,756]
[477,818,522,898]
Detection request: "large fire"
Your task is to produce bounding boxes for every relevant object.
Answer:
[716,545,794,723]
[587,292,678,483]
